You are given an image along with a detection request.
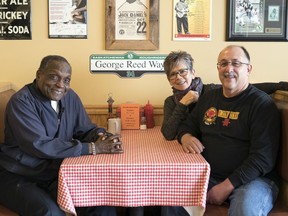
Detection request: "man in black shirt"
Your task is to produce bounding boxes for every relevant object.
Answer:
[162,45,280,216]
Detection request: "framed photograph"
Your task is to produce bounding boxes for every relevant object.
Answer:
[48,0,87,39]
[172,0,212,41]
[226,0,288,41]
[105,0,159,50]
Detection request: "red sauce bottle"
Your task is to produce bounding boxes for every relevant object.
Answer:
[144,100,154,128]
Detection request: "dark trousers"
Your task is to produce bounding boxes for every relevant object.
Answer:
[176,16,189,34]
[0,170,117,216]
[116,206,161,216]
[161,206,190,216]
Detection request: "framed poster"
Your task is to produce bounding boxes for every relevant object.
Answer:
[0,0,31,40]
[48,0,87,38]
[105,0,159,50]
[227,0,288,41]
[172,0,212,41]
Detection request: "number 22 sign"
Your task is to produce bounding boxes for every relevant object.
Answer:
[115,0,149,40]
[105,0,159,50]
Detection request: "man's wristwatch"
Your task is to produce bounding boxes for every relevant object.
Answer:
[90,142,96,155]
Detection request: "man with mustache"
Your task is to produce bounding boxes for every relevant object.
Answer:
[0,55,122,216]
[162,45,281,216]
[161,50,287,141]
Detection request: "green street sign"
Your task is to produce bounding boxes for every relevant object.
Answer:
[90,52,166,78]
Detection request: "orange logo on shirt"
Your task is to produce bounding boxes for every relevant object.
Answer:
[203,107,217,125]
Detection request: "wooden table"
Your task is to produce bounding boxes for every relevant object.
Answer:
[57,127,210,215]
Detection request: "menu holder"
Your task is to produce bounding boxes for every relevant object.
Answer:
[120,104,140,129]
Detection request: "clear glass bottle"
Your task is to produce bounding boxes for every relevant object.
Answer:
[140,116,147,130]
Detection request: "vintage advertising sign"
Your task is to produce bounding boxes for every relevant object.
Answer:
[90,52,166,78]
[115,0,149,40]
[0,0,31,40]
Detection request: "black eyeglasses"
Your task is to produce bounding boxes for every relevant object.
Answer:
[169,68,189,80]
[217,60,250,69]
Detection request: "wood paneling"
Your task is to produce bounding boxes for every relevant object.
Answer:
[85,105,163,128]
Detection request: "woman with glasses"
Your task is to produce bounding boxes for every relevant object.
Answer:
[161,50,288,140]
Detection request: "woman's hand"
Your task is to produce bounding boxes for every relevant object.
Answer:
[179,90,199,106]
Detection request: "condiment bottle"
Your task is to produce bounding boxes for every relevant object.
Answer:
[140,108,147,130]
[144,100,154,128]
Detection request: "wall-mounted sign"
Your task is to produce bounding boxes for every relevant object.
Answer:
[90,52,166,78]
[0,0,31,40]
[116,0,149,41]
[173,0,211,41]
[105,0,159,50]
[48,0,87,39]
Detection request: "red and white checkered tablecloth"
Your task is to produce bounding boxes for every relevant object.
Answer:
[57,127,210,215]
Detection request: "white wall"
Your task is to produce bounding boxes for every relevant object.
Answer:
[0,0,287,106]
